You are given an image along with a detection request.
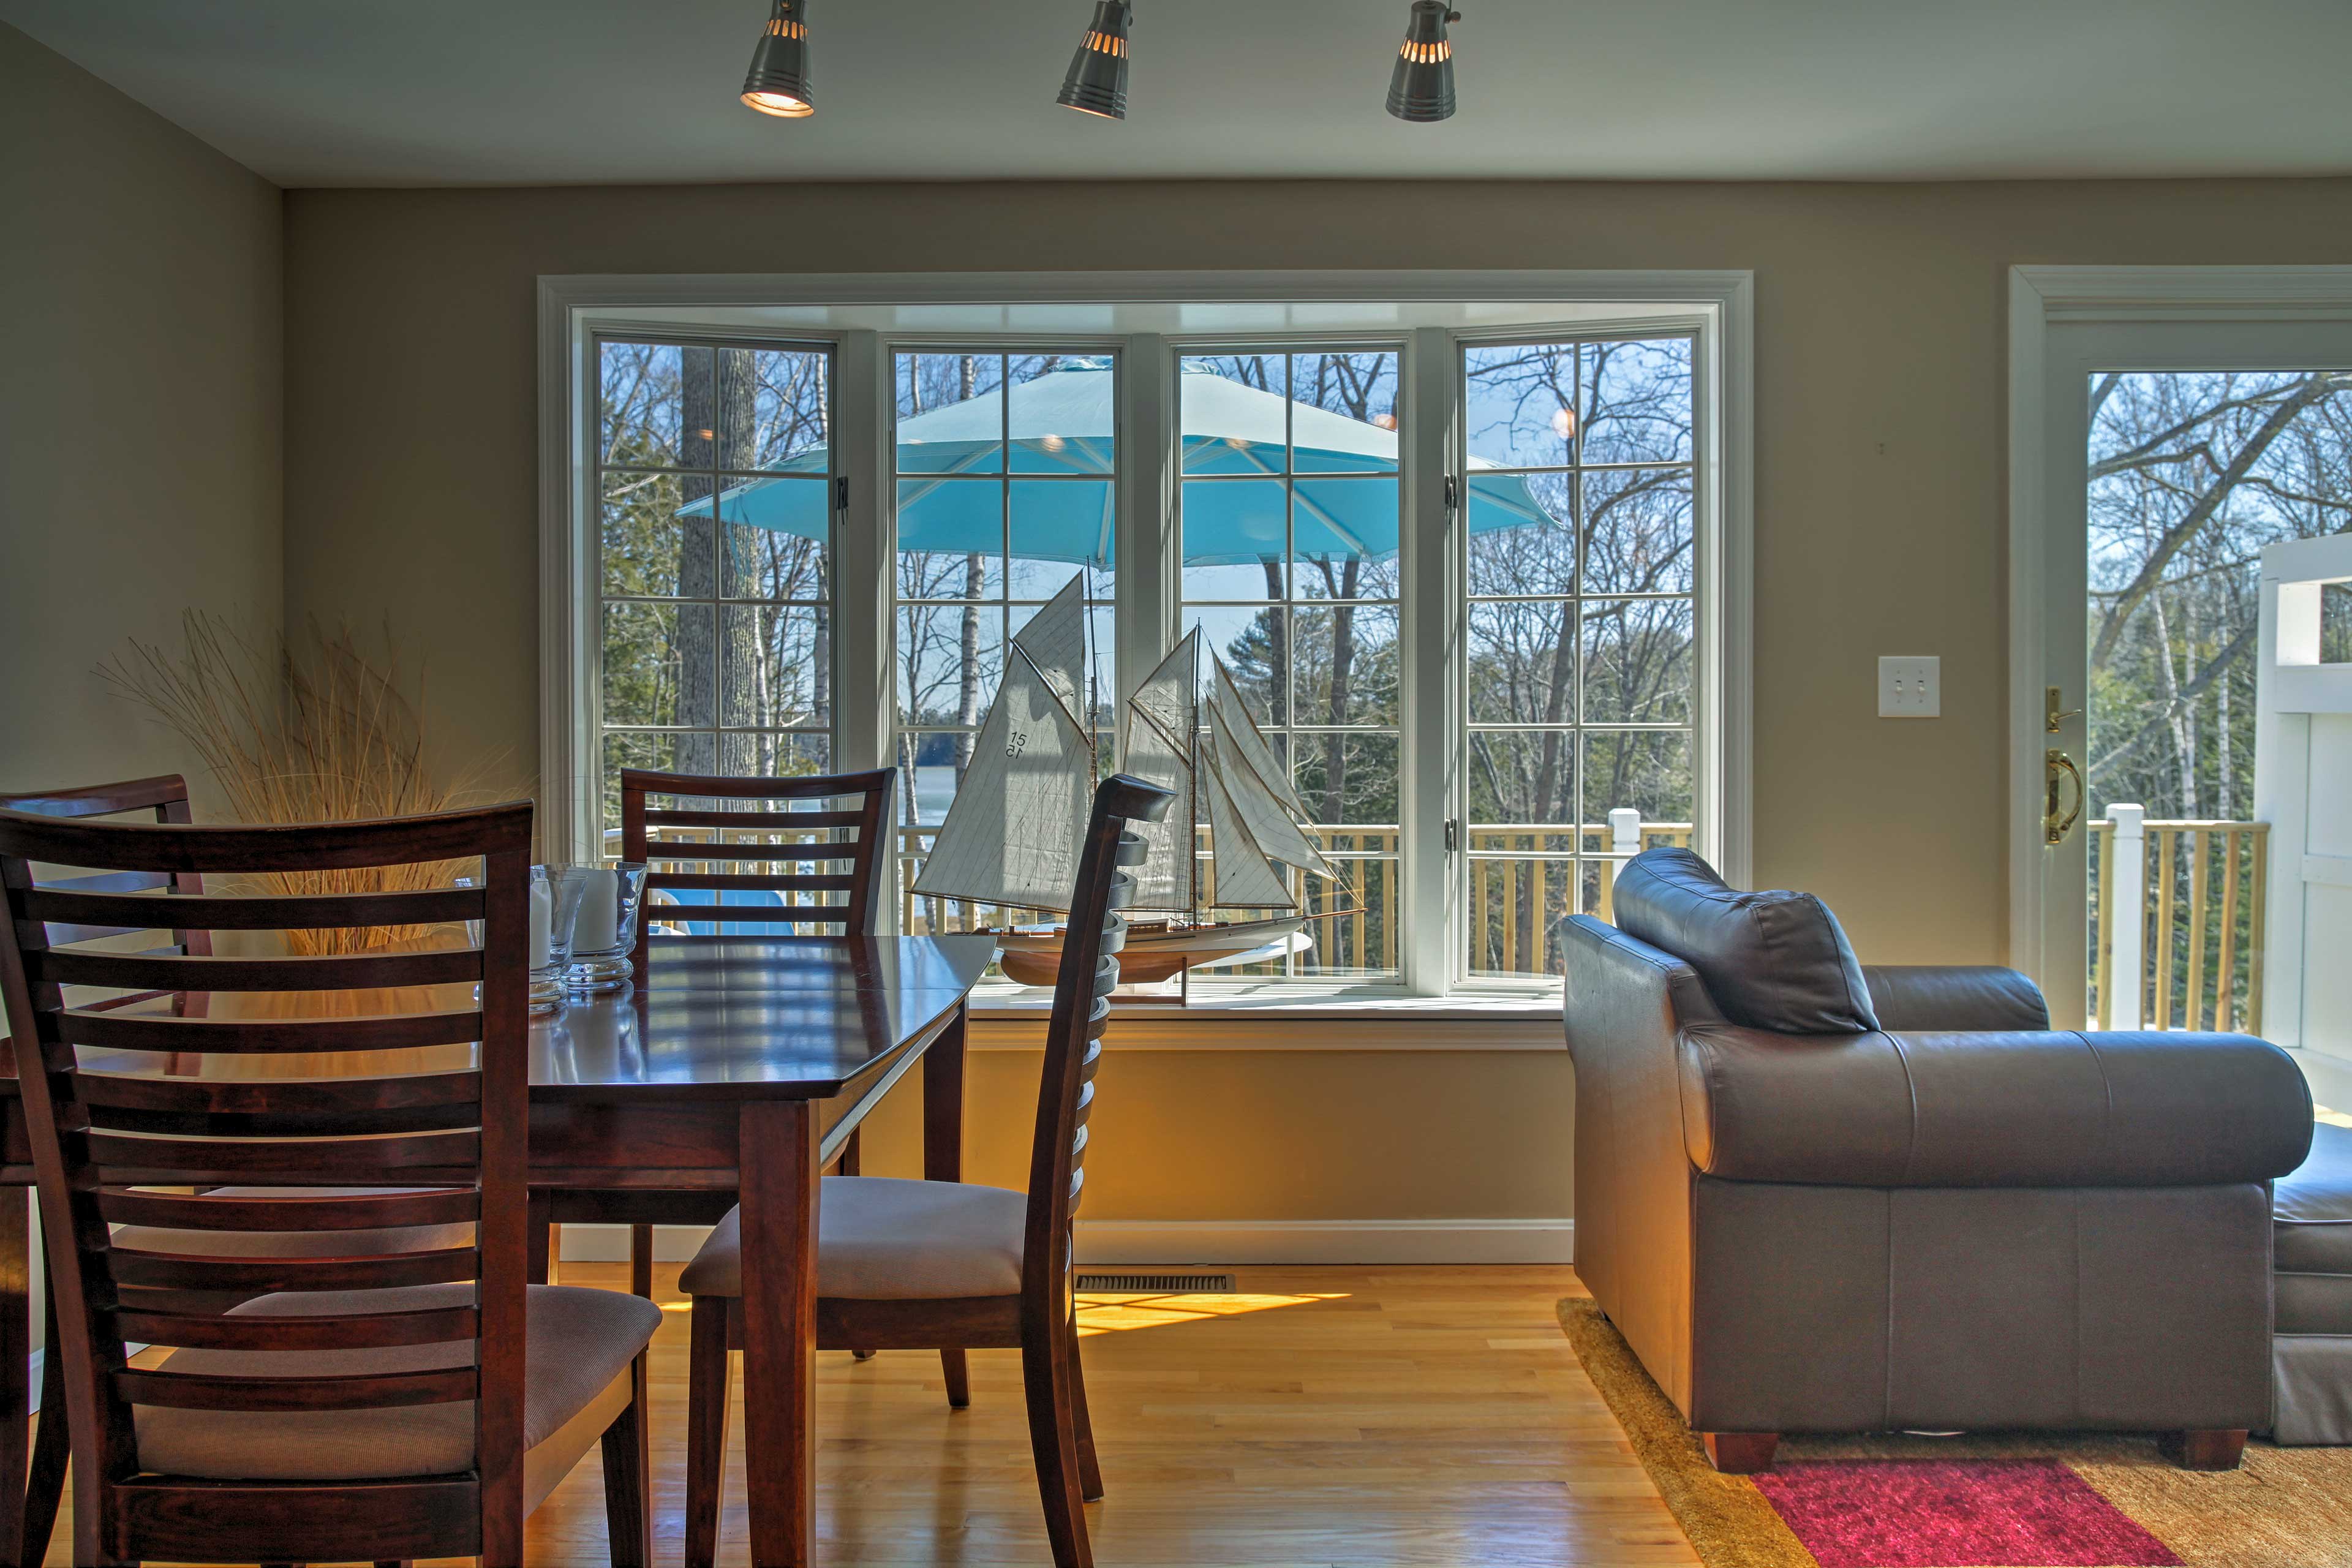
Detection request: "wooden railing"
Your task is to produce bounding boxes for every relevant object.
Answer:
[1468,818,1696,976]
[898,818,1693,981]
[2088,811,2267,1034]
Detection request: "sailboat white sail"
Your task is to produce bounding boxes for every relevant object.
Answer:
[1121,629,1199,913]
[1197,728,1296,910]
[911,577,1093,912]
[914,573,1353,984]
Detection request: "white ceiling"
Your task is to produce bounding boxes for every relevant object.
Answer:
[9,0,2352,188]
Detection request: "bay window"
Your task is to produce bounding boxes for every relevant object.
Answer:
[559,283,1746,1008]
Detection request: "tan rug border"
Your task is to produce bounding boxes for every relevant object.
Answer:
[1556,1295,1820,1568]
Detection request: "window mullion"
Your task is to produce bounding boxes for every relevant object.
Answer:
[834,330,892,776]
[1400,327,1460,995]
[1117,334,1174,720]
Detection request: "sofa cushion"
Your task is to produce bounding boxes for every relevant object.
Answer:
[1611,848,1879,1035]
[2277,1120,2352,1276]
[1862,966,2050,1032]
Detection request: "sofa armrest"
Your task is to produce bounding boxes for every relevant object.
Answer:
[1678,1025,2312,1187]
[1862,965,2049,1031]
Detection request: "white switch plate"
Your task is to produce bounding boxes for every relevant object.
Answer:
[1879,656,1940,718]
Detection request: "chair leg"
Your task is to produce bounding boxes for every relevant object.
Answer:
[684,1296,734,1568]
[527,1191,553,1285]
[1020,1325,1095,1568]
[599,1355,654,1568]
[1066,1335,1102,1501]
[21,1274,67,1568]
[628,1224,654,1299]
[941,1346,971,1409]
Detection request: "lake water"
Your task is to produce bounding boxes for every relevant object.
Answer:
[913,765,956,826]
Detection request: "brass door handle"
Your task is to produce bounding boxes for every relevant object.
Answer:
[2045,749,2084,845]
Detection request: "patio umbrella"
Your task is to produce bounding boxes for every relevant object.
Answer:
[677,359,1553,565]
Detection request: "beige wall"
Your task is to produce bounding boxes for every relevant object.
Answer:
[0,23,283,807]
[279,174,2352,1232]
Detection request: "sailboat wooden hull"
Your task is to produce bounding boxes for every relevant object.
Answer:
[987,916,1308,987]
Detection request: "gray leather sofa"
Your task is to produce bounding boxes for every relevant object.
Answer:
[1562,848,2315,1474]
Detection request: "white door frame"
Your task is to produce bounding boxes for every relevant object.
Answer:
[2007,266,2352,1016]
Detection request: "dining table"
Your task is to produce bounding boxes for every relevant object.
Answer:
[0,929,1000,1568]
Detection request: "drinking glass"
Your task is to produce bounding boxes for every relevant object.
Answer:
[567,862,649,994]
[529,864,590,1016]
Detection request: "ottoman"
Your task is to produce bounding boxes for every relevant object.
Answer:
[2272,1119,2352,1443]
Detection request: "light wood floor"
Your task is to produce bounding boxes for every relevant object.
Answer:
[47,1262,1700,1567]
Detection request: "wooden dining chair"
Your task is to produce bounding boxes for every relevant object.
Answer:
[0,774,213,1564]
[545,766,899,1303]
[676,773,1174,1568]
[0,800,663,1567]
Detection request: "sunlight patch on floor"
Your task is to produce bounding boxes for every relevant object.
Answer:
[1074,1290,1346,1336]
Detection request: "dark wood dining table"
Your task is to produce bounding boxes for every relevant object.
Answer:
[0,930,1000,1568]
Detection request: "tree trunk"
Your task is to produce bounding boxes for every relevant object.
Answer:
[1261,563,1287,728]
[676,349,722,774]
[956,556,984,780]
[715,349,762,775]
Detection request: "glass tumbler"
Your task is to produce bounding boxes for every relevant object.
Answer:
[529,864,590,1016]
[566,862,649,994]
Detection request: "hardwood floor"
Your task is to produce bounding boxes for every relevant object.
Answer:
[47,1262,1698,1567]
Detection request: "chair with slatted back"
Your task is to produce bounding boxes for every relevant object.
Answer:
[0,801,663,1568]
[676,773,1173,1568]
[0,774,215,1564]
[547,767,897,1310]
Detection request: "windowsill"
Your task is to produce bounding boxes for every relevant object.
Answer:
[965,979,1567,1047]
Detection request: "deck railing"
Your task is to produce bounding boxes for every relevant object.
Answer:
[897,818,1694,979]
[622,812,2267,1022]
[2088,810,2267,1035]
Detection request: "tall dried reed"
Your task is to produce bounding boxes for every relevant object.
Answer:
[101,614,493,954]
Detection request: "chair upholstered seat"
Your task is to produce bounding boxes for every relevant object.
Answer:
[680,1176,1027,1300]
[134,1281,661,1509]
[108,1186,477,1259]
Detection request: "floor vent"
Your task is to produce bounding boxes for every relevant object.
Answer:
[1074,1272,1237,1294]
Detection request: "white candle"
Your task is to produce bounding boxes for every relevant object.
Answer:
[529,875,553,969]
[573,868,620,953]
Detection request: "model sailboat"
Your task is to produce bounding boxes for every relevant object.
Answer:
[912,576,1344,987]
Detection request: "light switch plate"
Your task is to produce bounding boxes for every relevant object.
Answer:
[1879,656,1940,718]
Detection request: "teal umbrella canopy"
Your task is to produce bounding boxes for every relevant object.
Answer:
[677,360,1552,565]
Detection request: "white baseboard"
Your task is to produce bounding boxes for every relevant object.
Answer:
[1075,1218,1573,1265]
[555,1217,1574,1267]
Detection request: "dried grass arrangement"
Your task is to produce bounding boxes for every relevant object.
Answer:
[102,612,494,954]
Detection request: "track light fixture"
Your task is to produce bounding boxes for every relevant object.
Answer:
[1057,1,1134,121]
[742,0,813,118]
[1387,1,1460,124]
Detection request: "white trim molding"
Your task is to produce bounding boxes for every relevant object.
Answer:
[538,269,1756,990]
[559,1217,1573,1267]
[2007,265,2352,998]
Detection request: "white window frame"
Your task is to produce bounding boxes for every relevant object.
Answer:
[539,271,1754,1020]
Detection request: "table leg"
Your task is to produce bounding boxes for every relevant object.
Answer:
[739,1101,821,1568]
[925,1004,971,1408]
[923,1001,967,1183]
[0,1192,26,1568]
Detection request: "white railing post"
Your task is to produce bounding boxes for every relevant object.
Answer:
[1608,808,1642,859]
[2110,803,2146,1030]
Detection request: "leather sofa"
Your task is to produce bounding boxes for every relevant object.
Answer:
[1562,848,2315,1474]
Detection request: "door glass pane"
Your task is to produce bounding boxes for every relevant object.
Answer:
[2082,369,2352,1032]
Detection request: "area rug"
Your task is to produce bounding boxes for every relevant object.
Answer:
[1556,1295,2352,1568]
